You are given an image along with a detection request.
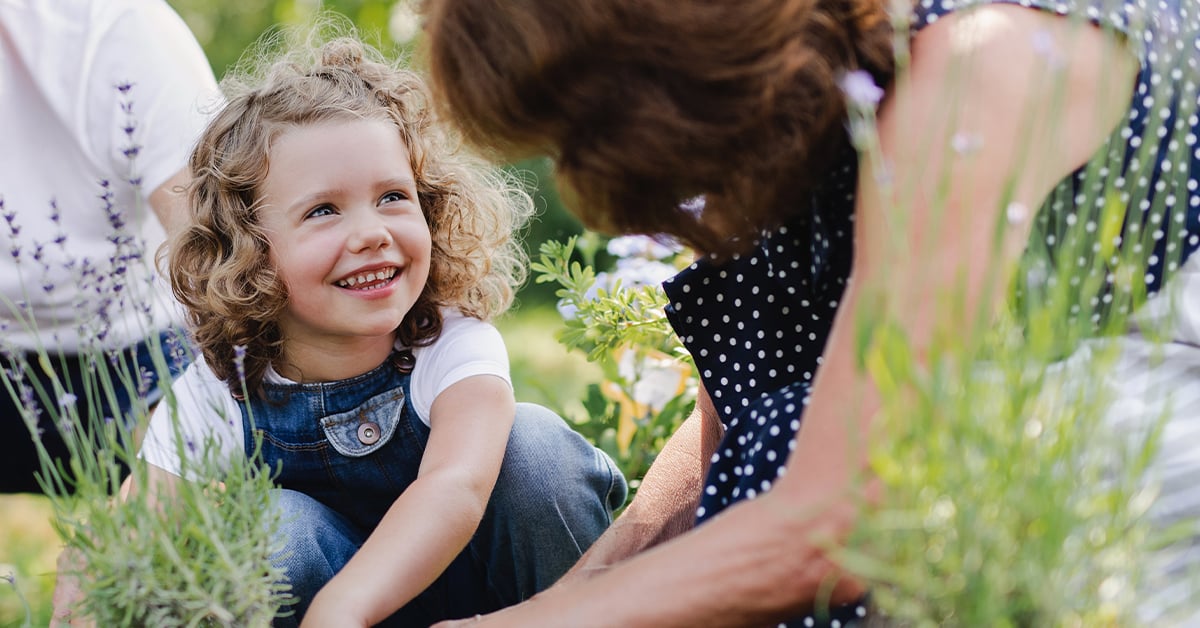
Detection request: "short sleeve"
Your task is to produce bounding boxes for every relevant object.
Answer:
[85,0,221,196]
[408,312,513,426]
[138,358,244,480]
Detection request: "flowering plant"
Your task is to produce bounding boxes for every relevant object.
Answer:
[0,85,287,627]
[533,234,698,488]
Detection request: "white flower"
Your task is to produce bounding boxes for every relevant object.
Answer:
[1030,30,1066,70]
[612,257,678,288]
[679,196,706,219]
[616,348,692,413]
[950,131,982,155]
[606,235,682,261]
[1006,202,1030,225]
[389,2,420,44]
[838,70,884,109]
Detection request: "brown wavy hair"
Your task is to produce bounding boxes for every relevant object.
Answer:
[167,31,532,394]
[422,0,893,254]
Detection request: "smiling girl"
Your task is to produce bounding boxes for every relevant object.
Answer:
[123,34,626,627]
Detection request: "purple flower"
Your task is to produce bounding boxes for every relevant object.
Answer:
[137,366,154,397]
[58,393,78,409]
[838,70,884,109]
[233,344,247,382]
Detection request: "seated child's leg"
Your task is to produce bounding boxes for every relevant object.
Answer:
[270,488,366,627]
[442,402,627,615]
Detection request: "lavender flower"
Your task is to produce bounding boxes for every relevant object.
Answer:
[233,344,247,382]
[838,70,884,109]
[137,366,154,397]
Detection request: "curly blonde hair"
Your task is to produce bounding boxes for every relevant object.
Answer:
[168,32,531,394]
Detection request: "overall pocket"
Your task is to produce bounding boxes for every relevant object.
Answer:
[319,387,406,457]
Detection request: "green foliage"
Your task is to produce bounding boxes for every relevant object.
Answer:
[829,47,1185,624]
[533,235,696,489]
[1,331,289,628]
[168,0,415,79]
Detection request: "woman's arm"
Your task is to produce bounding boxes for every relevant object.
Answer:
[557,385,722,582]
[440,7,1137,626]
[302,374,515,627]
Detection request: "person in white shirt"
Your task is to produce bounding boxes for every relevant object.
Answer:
[0,0,220,493]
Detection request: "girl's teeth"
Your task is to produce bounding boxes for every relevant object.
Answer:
[340,268,395,288]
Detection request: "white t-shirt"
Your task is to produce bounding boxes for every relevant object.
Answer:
[0,0,220,351]
[140,312,512,479]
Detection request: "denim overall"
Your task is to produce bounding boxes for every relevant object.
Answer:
[239,351,627,627]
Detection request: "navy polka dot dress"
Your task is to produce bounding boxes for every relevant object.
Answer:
[660,0,1199,625]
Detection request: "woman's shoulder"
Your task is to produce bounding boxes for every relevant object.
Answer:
[910,0,1149,41]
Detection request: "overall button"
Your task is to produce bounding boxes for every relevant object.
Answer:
[358,422,381,445]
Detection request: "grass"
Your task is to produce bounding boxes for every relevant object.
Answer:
[0,494,56,627]
[0,304,592,626]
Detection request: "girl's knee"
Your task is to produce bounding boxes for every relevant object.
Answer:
[269,489,359,587]
[497,404,628,514]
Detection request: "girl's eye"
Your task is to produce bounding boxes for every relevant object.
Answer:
[379,191,408,205]
[305,205,336,219]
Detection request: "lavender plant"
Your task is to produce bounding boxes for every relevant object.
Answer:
[830,22,1187,624]
[0,85,287,627]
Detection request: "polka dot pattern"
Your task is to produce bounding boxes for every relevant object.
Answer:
[661,0,1197,625]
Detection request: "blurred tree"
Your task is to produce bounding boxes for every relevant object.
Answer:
[167,0,584,307]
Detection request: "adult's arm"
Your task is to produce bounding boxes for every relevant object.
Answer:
[439,6,1137,626]
[147,167,192,238]
[557,386,723,582]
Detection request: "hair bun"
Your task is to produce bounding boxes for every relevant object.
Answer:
[320,38,365,69]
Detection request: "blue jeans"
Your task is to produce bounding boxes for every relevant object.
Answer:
[270,403,626,627]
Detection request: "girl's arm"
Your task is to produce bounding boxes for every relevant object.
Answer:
[557,385,722,583]
[302,373,514,627]
[439,6,1137,626]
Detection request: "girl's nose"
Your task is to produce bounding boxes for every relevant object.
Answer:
[347,212,394,252]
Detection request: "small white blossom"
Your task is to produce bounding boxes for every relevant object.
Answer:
[1006,202,1030,225]
[606,235,682,260]
[679,196,706,218]
[1030,30,1066,70]
[950,131,982,155]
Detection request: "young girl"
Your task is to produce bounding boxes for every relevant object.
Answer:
[135,35,626,627]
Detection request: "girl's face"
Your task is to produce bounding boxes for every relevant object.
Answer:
[258,117,432,357]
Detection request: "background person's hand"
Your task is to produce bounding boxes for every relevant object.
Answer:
[49,547,94,628]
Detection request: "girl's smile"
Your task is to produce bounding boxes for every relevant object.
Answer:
[336,265,399,291]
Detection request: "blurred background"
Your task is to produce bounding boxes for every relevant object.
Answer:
[0,2,610,624]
